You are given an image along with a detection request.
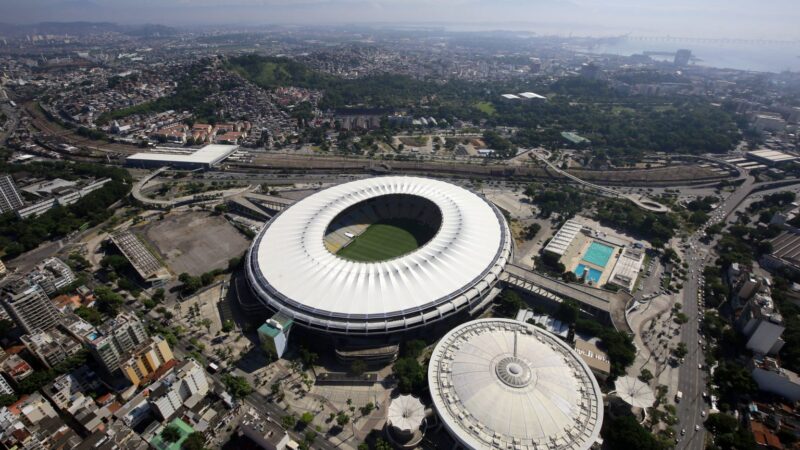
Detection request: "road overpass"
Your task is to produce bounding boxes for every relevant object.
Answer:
[530,151,671,213]
[502,264,632,333]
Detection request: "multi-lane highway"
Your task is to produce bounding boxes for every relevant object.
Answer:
[675,174,757,449]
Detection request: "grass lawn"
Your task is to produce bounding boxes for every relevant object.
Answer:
[474,101,497,116]
[337,219,436,262]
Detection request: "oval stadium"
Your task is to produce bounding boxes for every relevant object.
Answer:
[244,176,511,338]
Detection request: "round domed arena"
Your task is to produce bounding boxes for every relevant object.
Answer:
[428,318,604,450]
[244,176,511,337]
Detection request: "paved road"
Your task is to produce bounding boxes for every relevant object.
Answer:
[674,174,755,449]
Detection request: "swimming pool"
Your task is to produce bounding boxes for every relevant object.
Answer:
[582,242,615,268]
[575,264,603,284]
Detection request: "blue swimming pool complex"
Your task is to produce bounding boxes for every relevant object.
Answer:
[575,264,603,284]
[582,242,615,268]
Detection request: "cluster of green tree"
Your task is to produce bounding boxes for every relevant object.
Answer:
[492,92,739,156]
[602,415,671,450]
[536,251,566,277]
[702,266,730,309]
[714,223,779,268]
[392,339,428,395]
[97,63,221,125]
[704,413,757,450]
[497,289,525,317]
[767,277,800,374]
[221,374,253,399]
[228,56,739,156]
[524,183,588,219]
[524,223,542,240]
[594,199,679,246]
[747,191,796,224]
[16,350,89,395]
[686,196,719,213]
[481,130,516,158]
[178,267,227,295]
[713,362,758,409]
[0,162,131,259]
[76,126,108,141]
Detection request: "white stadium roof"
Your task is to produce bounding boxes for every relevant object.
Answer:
[126,144,238,166]
[245,176,511,335]
[429,319,604,450]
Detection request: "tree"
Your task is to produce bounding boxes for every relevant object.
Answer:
[101,254,129,271]
[300,412,315,426]
[393,357,425,394]
[0,319,15,339]
[0,394,18,407]
[282,414,297,429]
[221,374,253,399]
[74,306,103,325]
[336,412,350,426]
[673,342,688,359]
[181,432,207,450]
[161,425,181,443]
[403,339,427,359]
[498,290,524,317]
[602,415,665,450]
[152,288,165,303]
[360,402,374,416]
[350,359,367,376]
[555,299,579,325]
[638,368,653,383]
[221,320,234,333]
[705,413,739,435]
[94,286,124,316]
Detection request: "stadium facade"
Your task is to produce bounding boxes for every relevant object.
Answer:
[244,176,511,342]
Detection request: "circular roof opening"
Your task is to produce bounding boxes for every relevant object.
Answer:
[324,194,443,262]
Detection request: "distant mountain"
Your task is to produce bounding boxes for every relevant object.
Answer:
[0,21,178,37]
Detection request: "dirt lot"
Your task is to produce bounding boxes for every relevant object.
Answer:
[142,211,250,276]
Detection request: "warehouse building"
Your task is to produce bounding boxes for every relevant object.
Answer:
[125,144,238,169]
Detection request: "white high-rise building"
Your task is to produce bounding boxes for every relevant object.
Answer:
[1,282,61,334]
[86,312,148,374]
[0,174,23,214]
[148,360,209,420]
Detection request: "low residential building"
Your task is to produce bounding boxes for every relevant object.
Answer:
[0,353,34,382]
[20,327,82,368]
[574,335,612,382]
[25,257,77,296]
[0,372,13,396]
[42,367,102,411]
[750,356,800,402]
[239,407,290,450]
[0,393,82,449]
[738,292,786,356]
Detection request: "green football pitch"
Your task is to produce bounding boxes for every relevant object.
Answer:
[336,219,437,262]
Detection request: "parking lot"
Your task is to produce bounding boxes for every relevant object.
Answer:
[142,210,250,276]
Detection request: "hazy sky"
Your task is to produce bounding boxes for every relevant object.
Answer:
[2,0,799,40]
